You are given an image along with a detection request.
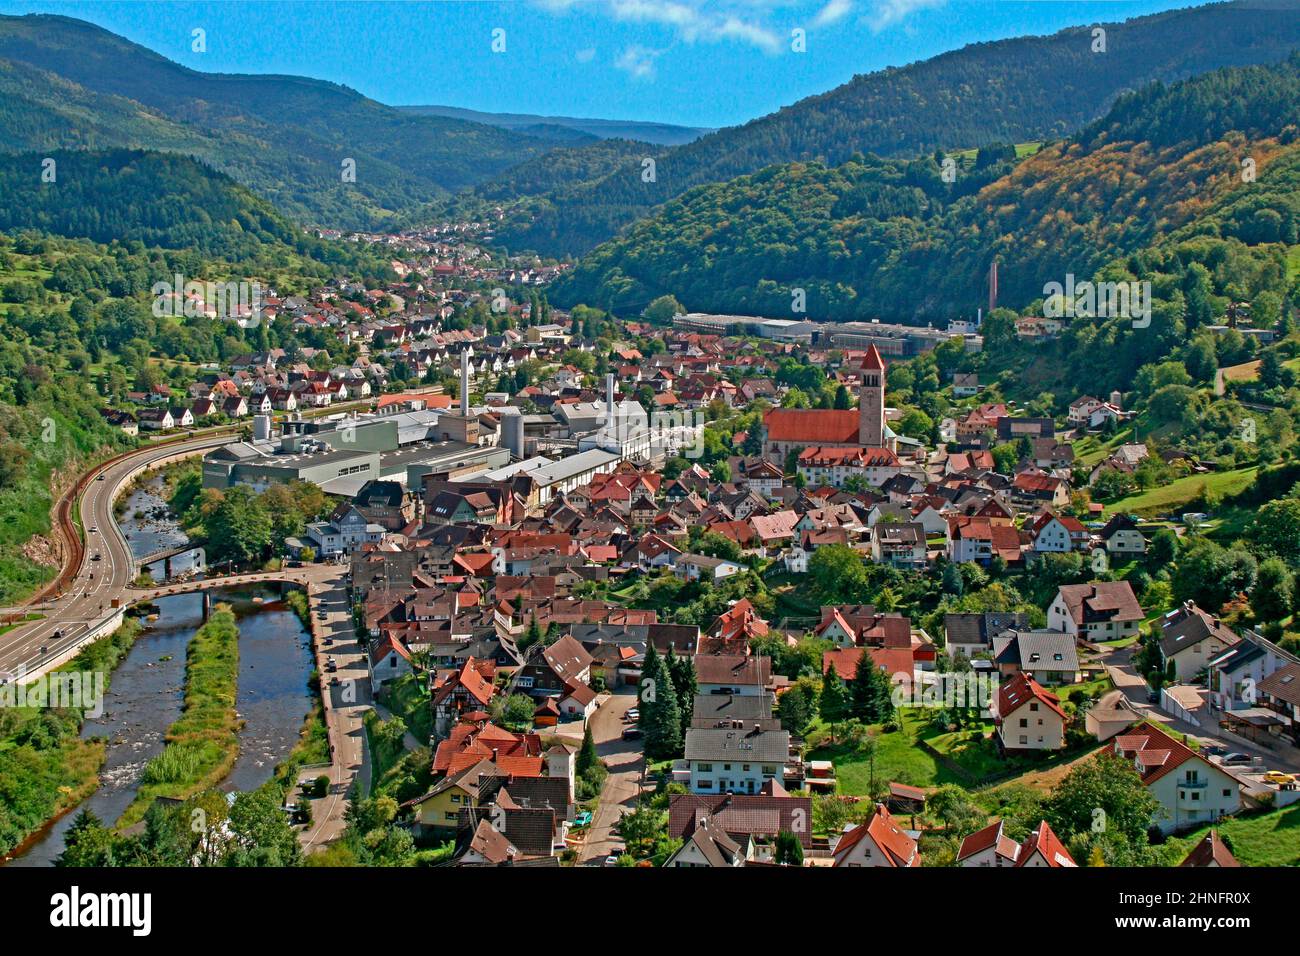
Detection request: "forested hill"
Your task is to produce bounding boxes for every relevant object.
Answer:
[0,149,389,273]
[0,14,560,230]
[552,54,1300,324]
[489,0,1300,257]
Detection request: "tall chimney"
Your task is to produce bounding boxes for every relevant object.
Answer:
[605,372,616,428]
[460,349,470,416]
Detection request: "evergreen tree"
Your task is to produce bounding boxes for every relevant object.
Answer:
[576,723,599,778]
[819,662,850,741]
[849,649,877,721]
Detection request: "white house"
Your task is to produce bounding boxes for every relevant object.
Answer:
[1111,722,1240,834]
[831,805,919,867]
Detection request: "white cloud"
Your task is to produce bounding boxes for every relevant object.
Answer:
[812,0,853,28]
[867,0,946,33]
[614,44,663,79]
[575,46,597,63]
[541,0,785,55]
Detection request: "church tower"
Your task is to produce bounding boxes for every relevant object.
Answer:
[858,343,885,448]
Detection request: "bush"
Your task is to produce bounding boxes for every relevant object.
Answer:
[314,774,330,798]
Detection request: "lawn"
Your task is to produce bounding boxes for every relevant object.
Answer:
[384,671,433,746]
[808,711,975,792]
[1104,466,1259,517]
[1165,804,1300,867]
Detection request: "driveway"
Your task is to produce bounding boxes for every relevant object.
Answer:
[578,689,643,865]
[1104,650,1300,773]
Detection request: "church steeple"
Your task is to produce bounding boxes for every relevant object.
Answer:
[859,343,885,448]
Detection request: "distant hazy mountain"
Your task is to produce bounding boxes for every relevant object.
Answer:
[0,14,561,230]
[491,0,1300,257]
[400,105,712,146]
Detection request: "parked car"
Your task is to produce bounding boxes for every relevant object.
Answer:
[621,727,643,741]
[326,658,337,673]
[573,811,592,827]
[1262,771,1297,786]
[604,848,625,866]
[624,708,639,722]
[1220,752,1253,766]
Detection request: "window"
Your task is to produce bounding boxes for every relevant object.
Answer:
[1019,719,1028,728]
[698,763,712,772]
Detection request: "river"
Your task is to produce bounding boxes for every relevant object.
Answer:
[4,476,315,866]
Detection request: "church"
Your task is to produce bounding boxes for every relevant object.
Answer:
[762,343,899,465]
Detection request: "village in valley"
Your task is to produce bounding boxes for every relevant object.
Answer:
[92,237,1300,869]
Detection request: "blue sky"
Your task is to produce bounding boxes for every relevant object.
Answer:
[0,0,1216,128]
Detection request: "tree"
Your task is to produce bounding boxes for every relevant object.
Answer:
[576,723,599,778]
[777,682,815,732]
[808,545,869,604]
[1171,538,1257,612]
[666,648,697,736]
[1251,498,1300,563]
[849,650,879,722]
[1044,751,1161,850]
[819,663,850,742]
[1252,557,1294,623]
[203,484,273,566]
[503,693,536,726]
[641,646,683,760]
[57,809,116,867]
[642,294,684,325]
[774,830,804,866]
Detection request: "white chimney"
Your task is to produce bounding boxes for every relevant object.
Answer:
[460,349,470,416]
[605,372,616,427]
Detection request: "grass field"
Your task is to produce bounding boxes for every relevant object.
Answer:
[1165,804,1300,867]
[1104,466,1259,517]
[117,606,242,829]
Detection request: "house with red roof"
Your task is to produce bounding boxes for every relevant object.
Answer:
[1048,581,1144,642]
[994,672,1067,751]
[1110,722,1241,833]
[956,819,1076,867]
[831,804,919,867]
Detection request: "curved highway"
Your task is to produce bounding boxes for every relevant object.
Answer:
[0,433,232,680]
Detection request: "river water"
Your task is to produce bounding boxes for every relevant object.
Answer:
[4,476,314,866]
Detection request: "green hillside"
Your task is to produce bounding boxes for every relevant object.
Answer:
[487,0,1300,256]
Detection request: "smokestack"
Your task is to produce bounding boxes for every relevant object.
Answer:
[605,372,616,427]
[460,349,470,416]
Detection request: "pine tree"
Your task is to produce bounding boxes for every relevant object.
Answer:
[667,648,697,736]
[820,662,850,742]
[849,649,877,721]
[576,723,599,778]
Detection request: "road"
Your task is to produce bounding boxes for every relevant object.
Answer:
[1103,646,1300,773]
[0,432,232,680]
[578,689,643,865]
[299,571,371,852]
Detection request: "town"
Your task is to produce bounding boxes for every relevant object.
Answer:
[67,255,1297,868]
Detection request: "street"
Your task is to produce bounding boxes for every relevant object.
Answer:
[577,688,644,865]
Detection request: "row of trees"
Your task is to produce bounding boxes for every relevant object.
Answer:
[639,644,697,762]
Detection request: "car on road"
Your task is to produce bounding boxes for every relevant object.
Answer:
[52,629,62,640]
[621,727,643,741]
[91,553,101,561]
[604,848,625,866]
[96,474,105,481]
[1262,771,1297,786]
[1220,752,1254,766]
[88,526,98,533]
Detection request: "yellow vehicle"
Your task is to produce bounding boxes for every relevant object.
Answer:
[1262,771,1297,786]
